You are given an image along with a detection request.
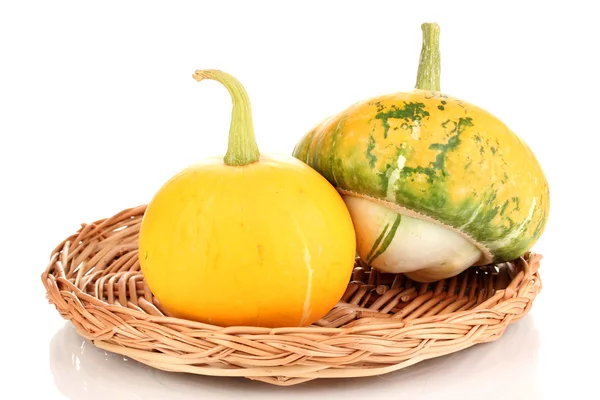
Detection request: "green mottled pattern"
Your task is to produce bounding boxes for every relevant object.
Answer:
[292,90,550,263]
[366,214,402,264]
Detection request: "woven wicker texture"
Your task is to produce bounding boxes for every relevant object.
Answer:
[42,205,543,386]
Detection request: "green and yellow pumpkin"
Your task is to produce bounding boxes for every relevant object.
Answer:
[293,23,550,282]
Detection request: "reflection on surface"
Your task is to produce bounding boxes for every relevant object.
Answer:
[49,317,541,399]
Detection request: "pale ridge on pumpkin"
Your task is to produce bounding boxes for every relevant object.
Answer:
[300,247,314,326]
[487,198,537,251]
[411,119,421,139]
[459,203,484,231]
[293,214,315,326]
[386,154,407,201]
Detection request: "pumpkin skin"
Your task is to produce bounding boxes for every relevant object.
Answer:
[292,24,549,281]
[139,70,356,328]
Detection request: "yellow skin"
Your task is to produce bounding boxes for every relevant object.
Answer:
[139,71,356,328]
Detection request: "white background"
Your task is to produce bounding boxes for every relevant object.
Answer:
[1,1,598,399]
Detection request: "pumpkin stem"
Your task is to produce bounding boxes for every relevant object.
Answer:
[192,69,260,166]
[415,22,441,92]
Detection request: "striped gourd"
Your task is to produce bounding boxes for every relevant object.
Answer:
[292,23,549,282]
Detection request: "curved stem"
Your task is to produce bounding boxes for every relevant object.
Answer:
[415,22,441,92]
[192,69,260,166]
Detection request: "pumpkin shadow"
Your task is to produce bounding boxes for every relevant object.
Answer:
[49,317,541,399]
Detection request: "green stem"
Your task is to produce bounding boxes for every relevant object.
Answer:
[192,69,260,166]
[415,22,441,92]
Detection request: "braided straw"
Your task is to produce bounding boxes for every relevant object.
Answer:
[41,205,542,386]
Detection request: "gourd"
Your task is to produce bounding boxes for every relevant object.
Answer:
[138,70,357,328]
[292,23,550,283]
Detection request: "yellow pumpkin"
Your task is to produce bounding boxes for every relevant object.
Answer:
[138,69,356,328]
